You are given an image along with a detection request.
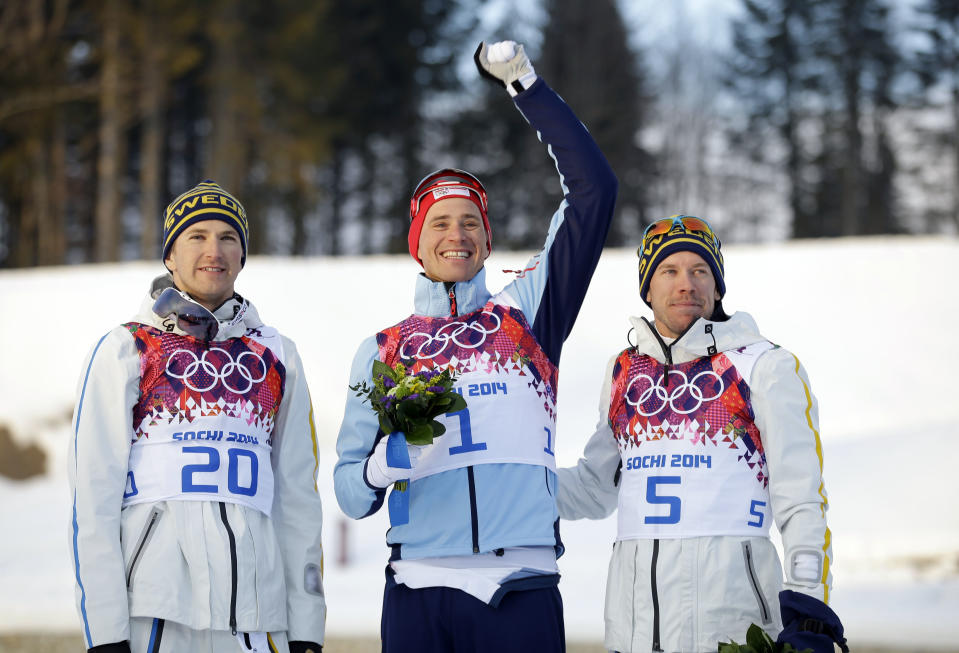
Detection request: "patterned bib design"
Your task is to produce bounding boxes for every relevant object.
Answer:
[376,300,558,478]
[608,342,774,539]
[121,324,286,515]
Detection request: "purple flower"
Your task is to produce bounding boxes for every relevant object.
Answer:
[407,393,420,400]
[382,377,397,388]
[427,385,445,393]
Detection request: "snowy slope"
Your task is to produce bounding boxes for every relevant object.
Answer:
[1,236,957,647]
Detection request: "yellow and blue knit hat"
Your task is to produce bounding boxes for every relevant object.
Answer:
[162,180,249,266]
[637,214,725,306]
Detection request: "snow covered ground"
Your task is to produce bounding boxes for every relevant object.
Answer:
[1,236,957,648]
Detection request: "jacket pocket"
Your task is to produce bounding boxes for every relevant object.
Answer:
[126,506,163,588]
[741,540,772,625]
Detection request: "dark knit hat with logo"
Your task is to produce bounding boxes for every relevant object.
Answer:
[162,180,249,266]
[637,214,725,307]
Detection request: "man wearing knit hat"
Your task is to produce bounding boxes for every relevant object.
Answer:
[69,180,326,653]
[556,215,848,653]
[334,40,617,652]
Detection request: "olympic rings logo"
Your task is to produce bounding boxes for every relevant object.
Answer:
[400,311,502,360]
[625,369,724,416]
[165,348,267,394]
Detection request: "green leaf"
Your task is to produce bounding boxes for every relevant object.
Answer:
[378,414,394,435]
[446,394,467,413]
[717,642,747,653]
[745,624,774,653]
[407,422,434,445]
[430,420,447,437]
[397,401,424,420]
[372,360,394,380]
[780,646,814,653]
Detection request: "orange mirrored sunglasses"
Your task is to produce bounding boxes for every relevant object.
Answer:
[641,215,719,249]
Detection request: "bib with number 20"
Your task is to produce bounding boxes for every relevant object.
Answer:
[121,323,286,516]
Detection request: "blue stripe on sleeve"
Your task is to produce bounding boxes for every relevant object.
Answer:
[71,331,109,648]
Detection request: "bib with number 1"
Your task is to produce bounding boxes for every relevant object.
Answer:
[122,323,286,516]
[608,341,775,540]
[376,297,559,479]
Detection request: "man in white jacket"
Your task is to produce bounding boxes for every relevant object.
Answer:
[558,215,848,653]
[69,181,325,653]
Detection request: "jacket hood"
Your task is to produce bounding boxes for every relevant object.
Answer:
[628,311,766,364]
[132,274,264,340]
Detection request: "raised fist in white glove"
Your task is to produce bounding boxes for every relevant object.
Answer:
[365,431,429,489]
[474,40,538,96]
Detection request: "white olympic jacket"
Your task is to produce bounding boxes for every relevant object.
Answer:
[68,279,326,649]
[558,311,833,653]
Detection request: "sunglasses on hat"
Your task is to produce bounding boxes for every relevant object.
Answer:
[641,215,720,250]
[152,287,219,341]
[409,168,488,221]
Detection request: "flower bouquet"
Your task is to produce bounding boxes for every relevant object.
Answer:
[718,624,811,653]
[350,361,467,525]
[350,360,467,445]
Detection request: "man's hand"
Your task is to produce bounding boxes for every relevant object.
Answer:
[474,40,538,96]
[365,432,427,489]
[289,642,322,653]
[88,643,131,653]
[776,590,849,653]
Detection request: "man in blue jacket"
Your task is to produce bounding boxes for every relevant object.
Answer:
[333,40,617,652]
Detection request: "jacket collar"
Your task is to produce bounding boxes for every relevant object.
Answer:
[413,266,491,317]
[628,311,765,364]
[135,274,263,340]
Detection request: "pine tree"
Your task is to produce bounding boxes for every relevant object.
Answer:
[727,0,904,237]
[911,0,959,231]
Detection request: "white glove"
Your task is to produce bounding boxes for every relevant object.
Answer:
[365,432,428,489]
[474,40,538,96]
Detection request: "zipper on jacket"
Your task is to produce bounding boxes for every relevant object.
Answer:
[642,317,696,384]
[126,507,162,587]
[742,541,772,624]
[650,539,664,652]
[467,466,480,553]
[219,502,239,635]
[447,284,458,316]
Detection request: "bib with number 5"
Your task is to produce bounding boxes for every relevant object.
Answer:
[608,341,774,539]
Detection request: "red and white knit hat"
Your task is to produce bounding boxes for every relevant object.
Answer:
[407,168,492,266]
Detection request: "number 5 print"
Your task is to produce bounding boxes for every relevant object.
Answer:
[645,475,681,525]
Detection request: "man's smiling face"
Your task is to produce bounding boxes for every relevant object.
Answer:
[164,221,242,311]
[417,197,489,283]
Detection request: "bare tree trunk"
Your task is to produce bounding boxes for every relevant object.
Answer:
[139,20,165,259]
[951,79,959,231]
[16,137,45,267]
[94,0,122,262]
[360,141,375,255]
[841,71,863,236]
[291,190,307,256]
[43,115,68,264]
[329,142,344,256]
[208,1,243,193]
